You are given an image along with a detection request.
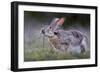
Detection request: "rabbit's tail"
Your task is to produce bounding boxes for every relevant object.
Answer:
[83,34,88,45]
[80,34,88,53]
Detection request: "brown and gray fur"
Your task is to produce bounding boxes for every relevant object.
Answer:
[41,18,88,54]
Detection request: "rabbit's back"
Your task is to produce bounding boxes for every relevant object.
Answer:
[56,30,84,45]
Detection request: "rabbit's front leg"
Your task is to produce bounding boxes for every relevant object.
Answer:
[48,38,57,51]
[48,36,63,52]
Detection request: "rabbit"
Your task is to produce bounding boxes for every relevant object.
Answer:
[41,17,88,54]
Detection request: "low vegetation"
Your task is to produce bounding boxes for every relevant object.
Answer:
[24,48,90,62]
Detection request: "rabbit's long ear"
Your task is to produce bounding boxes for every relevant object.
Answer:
[57,18,65,26]
[53,18,65,31]
[49,18,60,29]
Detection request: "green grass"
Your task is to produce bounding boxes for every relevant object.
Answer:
[24,48,90,62]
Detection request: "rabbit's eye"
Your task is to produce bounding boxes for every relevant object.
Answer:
[54,32,58,35]
[65,43,69,45]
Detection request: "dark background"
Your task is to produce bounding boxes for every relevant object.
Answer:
[24,11,90,29]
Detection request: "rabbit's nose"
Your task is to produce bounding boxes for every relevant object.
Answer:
[41,29,45,34]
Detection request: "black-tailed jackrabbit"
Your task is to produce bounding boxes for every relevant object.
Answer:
[41,18,88,54]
